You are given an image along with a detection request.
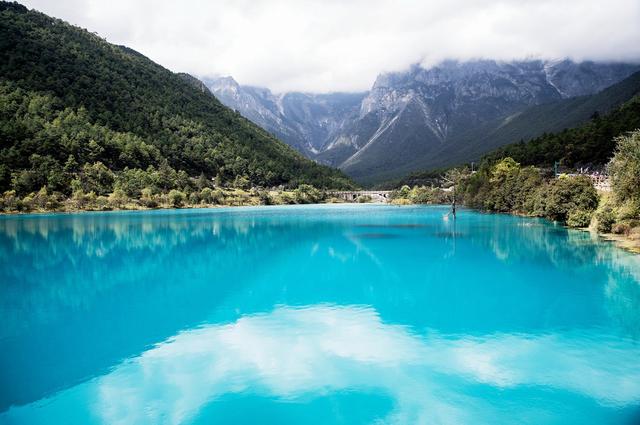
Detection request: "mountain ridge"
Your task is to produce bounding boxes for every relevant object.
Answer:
[209,59,640,184]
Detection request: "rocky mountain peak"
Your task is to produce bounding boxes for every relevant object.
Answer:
[204,59,640,184]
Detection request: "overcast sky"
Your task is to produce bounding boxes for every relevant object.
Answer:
[20,0,640,93]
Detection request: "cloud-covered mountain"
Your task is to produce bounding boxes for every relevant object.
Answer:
[205,76,365,157]
[208,59,640,184]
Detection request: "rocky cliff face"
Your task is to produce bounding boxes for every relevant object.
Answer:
[206,76,364,156]
[207,60,640,183]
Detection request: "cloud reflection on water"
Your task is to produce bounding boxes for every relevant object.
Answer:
[4,304,640,425]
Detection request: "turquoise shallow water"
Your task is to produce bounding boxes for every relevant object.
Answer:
[1,204,640,424]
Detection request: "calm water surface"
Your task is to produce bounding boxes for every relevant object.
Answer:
[1,204,640,424]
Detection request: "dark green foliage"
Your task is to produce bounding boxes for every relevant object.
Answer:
[534,176,598,222]
[292,184,324,204]
[567,209,594,228]
[168,190,186,208]
[0,1,354,197]
[609,130,640,206]
[460,159,544,214]
[458,158,598,226]
[595,205,616,233]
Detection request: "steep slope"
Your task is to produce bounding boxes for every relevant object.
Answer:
[395,93,640,188]
[484,94,640,168]
[206,77,365,156]
[0,1,354,192]
[335,60,640,183]
[427,70,640,170]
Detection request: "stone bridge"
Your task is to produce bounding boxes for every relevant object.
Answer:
[328,191,392,203]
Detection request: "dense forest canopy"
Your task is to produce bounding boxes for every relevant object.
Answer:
[0,1,355,198]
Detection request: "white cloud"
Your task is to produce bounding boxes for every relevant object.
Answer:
[18,0,640,92]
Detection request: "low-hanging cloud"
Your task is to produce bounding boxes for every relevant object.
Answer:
[19,0,640,93]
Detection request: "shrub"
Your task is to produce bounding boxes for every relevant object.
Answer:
[539,175,598,223]
[280,192,295,205]
[31,186,49,210]
[258,190,275,205]
[233,175,251,190]
[398,185,411,199]
[85,191,97,209]
[293,184,323,204]
[168,189,186,208]
[188,192,200,205]
[80,162,115,195]
[616,199,640,221]
[566,209,593,228]
[610,130,640,207]
[391,198,412,205]
[21,193,35,211]
[140,187,158,208]
[612,222,632,235]
[200,187,214,204]
[409,186,433,204]
[595,204,616,233]
[71,189,87,209]
[108,188,128,209]
[357,195,372,203]
[1,190,19,211]
[96,195,109,210]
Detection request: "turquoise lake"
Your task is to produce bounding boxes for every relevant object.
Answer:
[1,204,640,424]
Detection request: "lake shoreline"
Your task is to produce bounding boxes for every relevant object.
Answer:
[3,199,638,255]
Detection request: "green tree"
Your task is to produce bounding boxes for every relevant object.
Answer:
[293,184,323,204]
[536,175,598,222]
[168,189,186,208]
[610,130,640,208]
[80,162,115,195]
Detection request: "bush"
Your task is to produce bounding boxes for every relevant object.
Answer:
[610,130,640,208]
[188,192,200,205]
[396,185,411,199]
[612,222,632,235]
[108,188,128,209]
[257,190,275,205]
[595,204,616,233]
[293,184,323,204]
[409,186,432,204]
[616,199,640,221]
[1,190,19,211]
[96,195,109,210]
[200,187,214,204]
[168,189,186,208]
[140,187,158,208]
[566,209,593,228]
[280,192,295,205]
[357,195,372,203]
[80,162,115,195]
[31,187,49,210]
[538,175,598,223]
[233,175,251,190]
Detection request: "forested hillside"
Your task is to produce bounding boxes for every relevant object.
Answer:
[0,1,354,203]
[396,92,640,188]
[484,95,640,168]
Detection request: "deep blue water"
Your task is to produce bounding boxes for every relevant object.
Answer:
[1,204,640,425]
